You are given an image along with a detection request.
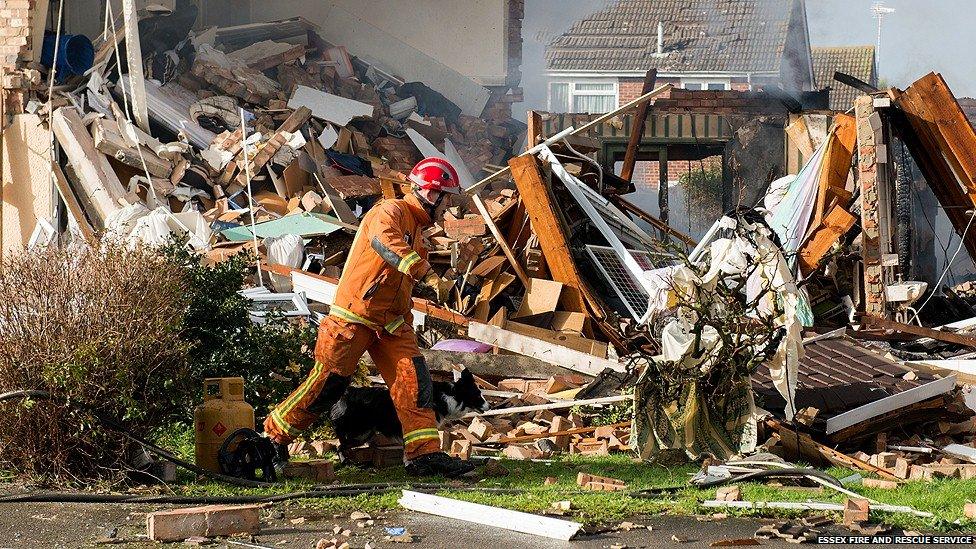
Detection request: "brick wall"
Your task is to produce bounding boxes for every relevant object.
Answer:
[654,89,788,115]
[506,0,523,87]
[628,157,723,192]
[0,0,34,71]
[618,76,677,104]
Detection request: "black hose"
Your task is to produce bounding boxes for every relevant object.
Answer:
[0,484,523,505]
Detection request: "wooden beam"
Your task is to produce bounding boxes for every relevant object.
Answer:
[51,107,126,228]
[812,114,856,228]
[468,321,624,375]
[51,162,96,241]
[895,73,976,260]
[861,316,976,349]
[121,0,150,132]
[613,194,696,246]
[398,491,582,541]
[769,419,901,481]
[798,205,856,276]
[91,119,173,178]
[619,69,656,182]
[509,155,601,318]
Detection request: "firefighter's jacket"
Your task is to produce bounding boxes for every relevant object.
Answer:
[330,193,433,332]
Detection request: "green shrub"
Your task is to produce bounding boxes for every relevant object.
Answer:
[164,245,316,415]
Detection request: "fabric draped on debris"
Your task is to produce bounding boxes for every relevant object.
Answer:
[633,212,803,460]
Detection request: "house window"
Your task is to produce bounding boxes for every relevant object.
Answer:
[548,81,619,113]
[680,79,731,91]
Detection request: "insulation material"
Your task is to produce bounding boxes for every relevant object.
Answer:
[1,114,55,259]
[265,234,305,292]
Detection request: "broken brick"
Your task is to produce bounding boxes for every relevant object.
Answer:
[843,498,870,527]
[147,504,262,542]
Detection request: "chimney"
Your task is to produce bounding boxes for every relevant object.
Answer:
[657,21,664,55]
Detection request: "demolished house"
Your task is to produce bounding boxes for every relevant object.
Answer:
[1,0,976,538]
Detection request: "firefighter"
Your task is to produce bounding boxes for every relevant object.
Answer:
[263,157,473,477]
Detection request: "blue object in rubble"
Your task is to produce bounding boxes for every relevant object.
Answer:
[41,32,95,81]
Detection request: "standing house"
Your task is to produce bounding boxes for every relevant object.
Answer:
[545,0,816,114]
[811,45,878,112]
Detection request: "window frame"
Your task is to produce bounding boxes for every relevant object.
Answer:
[679,78,732,91]
[548,79,620,113]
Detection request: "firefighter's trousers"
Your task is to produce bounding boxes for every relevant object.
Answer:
[264,316,440,459]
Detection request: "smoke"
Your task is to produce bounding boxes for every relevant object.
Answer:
[516,0,607,121]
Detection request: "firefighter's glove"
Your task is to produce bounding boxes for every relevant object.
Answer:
[422,271,455,304]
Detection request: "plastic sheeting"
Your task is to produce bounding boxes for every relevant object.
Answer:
[633,212,803,460]
[105,203,212,251]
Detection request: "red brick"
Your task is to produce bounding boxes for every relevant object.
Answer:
[147,504,262,542]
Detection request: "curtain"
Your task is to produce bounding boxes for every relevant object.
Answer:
[573,94,615,113]
[549,83,569,112]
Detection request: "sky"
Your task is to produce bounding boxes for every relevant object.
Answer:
[517,0,976,118]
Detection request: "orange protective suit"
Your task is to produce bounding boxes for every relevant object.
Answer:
[264,194,441,459]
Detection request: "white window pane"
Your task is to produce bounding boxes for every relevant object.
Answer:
[575,82,615,92]
[683,83,702,90]
[549,83,570,112]
[707,83,727,91]
[573,94,615,113]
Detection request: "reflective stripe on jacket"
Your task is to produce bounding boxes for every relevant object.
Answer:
[331,194,433,330]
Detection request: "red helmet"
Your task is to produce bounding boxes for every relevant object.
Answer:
[408,157,461,194]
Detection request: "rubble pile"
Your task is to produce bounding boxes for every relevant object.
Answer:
[9,1,976,535]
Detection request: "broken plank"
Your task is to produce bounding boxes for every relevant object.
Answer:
[619,69,656,182]
[51,161,96,241]
[798,205,857,276]
[468,321,623,375]
[471,194,529,285]
[769,419,901,481]
[398,490,581,540]
[509,155,601,317]
[861,316,976,349]
[91,119,173,178]
[471,395,632,418]
[121,0,150,132]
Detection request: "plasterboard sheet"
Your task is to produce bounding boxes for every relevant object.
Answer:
[288,85,374,126]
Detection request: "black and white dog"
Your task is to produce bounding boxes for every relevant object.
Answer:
[330,368,490,454]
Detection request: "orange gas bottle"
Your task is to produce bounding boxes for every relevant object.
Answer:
[194,377,255,473]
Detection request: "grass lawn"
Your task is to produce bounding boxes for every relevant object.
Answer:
[157,427,976,533]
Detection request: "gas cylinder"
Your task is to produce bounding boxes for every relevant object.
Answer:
[194,377,255,473]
